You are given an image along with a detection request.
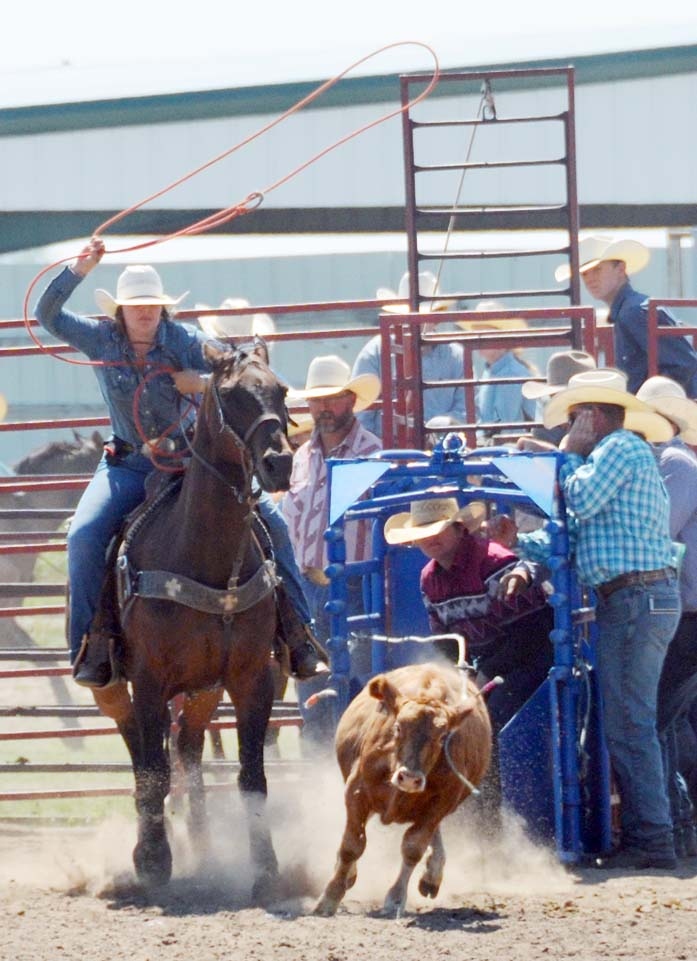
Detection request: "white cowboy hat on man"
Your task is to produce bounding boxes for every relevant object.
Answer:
[384,497,487,545]
[635,375,697,445]
[555,235,650,283]
[289,354,381,413]
[543,367,674,443]
[377,270,456,314]
[195,297,276,340]
[95,265,187,319]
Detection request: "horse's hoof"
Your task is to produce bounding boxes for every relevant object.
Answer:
[418,877,440,899]
[251,870,281,906]
[313,896,339,917]
[133,841,172,888]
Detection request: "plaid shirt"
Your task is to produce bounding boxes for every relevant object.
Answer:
[281,419,382,570]
[559,429,674,586]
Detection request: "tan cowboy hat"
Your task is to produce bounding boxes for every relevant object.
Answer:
[522,350,597,400]
[456,299,528,332]
[634,376,697,445]
[0,392,7,423]
[287,410,315,439]
[196,298,276,340]
[384,498,487,545]
[95,265,187,318]
[289,354,381,413]
[377,270,457,314]
[555,235,650,283]
[544,368,674,443]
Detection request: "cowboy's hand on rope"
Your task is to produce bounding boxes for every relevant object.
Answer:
[71,237,105,278]
[497,566,530,600]
[172,369,210,395]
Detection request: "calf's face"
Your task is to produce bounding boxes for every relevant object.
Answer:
[389,700,450,793]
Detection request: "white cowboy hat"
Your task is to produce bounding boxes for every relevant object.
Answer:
[384,498,487,545]
[543,368,674,443]
[195,298,276,340]
[289,354,381,413]
[521,350,597,400]
[555,235,650,283]
[634,376,697,445]
[456,299,528,332]
[377,270,457,314]
[95,265,187,318]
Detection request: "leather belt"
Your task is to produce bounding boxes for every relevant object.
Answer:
[595,567,676,601]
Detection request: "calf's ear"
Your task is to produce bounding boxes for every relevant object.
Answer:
[449,700,477,728]
[368,674,400,714]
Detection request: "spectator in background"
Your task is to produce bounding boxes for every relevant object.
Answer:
[456,301,537,438]
[555,236,697,396]
[196,297,276,363]
[282,355,382,747]
[519,349,597,447]
[633,376,697,859]
[352,270,465,439]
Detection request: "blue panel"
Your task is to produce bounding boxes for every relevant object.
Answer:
[385,546,429,635]
[499,679,556,842]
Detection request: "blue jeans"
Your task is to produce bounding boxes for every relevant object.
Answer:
[66,453,311,661]
[594,576,681,856]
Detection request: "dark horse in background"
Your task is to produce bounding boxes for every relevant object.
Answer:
[92,342,294,897]
[0,431,103,647]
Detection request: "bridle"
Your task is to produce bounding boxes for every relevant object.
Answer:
[183,376,287,504]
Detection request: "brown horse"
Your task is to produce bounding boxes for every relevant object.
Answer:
[93,342,294,897]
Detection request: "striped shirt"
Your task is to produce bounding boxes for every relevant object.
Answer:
[559,429,674,587]
[281,419,382,570]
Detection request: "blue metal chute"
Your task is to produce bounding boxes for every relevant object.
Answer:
[319,438,611,863]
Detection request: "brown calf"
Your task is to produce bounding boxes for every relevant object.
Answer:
[314,662,491,917]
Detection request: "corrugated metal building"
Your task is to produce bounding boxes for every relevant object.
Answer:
[1,41,696,462]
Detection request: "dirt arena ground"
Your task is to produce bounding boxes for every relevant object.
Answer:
[2,765,696,961]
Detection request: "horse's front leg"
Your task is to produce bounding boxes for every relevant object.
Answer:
[130,685,173,887]
[228,666,279,904]
[175,687,223,859]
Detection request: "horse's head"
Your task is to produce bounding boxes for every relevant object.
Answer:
[202,341,294,493]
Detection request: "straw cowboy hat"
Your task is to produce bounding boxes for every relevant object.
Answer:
[635,376,697,445]
[456,299,528,332]
[94,265,187,319]
[377,270,457,314]
[0,392,7,423]
[544,368,674,443]
[195,297,276,340]
[555,235,650,283]
[289,354,381,413]
[384,497,487,545]
[521,350,597,400]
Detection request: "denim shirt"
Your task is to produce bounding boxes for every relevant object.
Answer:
[35,267,213,448]
[352,333,466,438]
[476,351,536,426]
[610,281,697,395]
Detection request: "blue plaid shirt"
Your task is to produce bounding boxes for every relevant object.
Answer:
[558,429,673,587]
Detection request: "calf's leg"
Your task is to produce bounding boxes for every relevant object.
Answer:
[382,821,438,917]
[418,825,445,898]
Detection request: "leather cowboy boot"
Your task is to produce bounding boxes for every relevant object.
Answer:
[73,631,120,689]
[275,585,329,679]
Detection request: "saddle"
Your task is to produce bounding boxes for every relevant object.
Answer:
[75,476,292,686]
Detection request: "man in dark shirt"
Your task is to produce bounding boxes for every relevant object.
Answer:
[556,235,697,396]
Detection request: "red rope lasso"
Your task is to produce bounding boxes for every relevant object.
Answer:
[21,41,440,459]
